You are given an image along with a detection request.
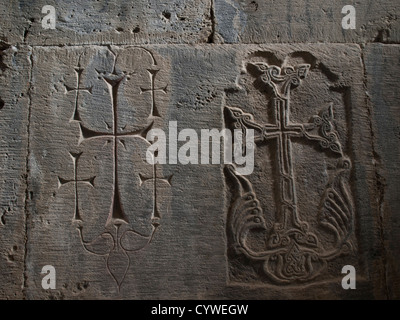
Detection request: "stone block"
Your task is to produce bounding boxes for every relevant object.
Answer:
[24,44,384,299]
[365,43,400,299]
[0,0,212,45]
[214,0,400,43]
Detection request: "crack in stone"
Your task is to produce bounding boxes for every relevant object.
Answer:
[207,0,215,43]
[360,45,390,299]
[22,46,34,299]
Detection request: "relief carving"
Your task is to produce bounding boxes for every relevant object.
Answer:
[225,52,355,284]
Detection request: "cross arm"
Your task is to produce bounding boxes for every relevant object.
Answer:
[78,121,154,145]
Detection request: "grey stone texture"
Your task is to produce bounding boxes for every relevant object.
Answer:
[0,0,399,300]
[0,43,30,299]
[0,0,212,45]
[214,0,400,43]
[365,44,400,299]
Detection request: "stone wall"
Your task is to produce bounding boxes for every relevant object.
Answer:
[0,0,398,299]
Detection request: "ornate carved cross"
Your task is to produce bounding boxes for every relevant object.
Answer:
[225,61,353,283]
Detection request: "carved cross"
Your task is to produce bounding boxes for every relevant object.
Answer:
[139,161,173,225]
[140,69,168,118]
[61,48,170,290]
[226,63,342,232]
[65,60,93,122]
[225,59,353,283]
[78,70,153,227]
[58,152,95,221]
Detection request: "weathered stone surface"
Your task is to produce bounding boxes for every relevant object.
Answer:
[0,0,397,302]
[0,43,30,298]
[0,0,212,45]
[23,44,385,299]
[214,0,400,43]
[365,44,400,299]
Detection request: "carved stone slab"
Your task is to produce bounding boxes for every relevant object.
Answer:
[23,44,385,299]
[214,0,400,43]
[365,44,400,299]
[0,43,30,299]
[220,45,384,299]
[0,0,212,45]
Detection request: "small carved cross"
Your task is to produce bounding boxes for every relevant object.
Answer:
[65,60,93,122]
[139,160,172,225]
[58,152,95,221]
[140,69,168,118]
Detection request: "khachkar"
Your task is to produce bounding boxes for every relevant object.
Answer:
[225,55,354,284]
[58,48,171,290]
